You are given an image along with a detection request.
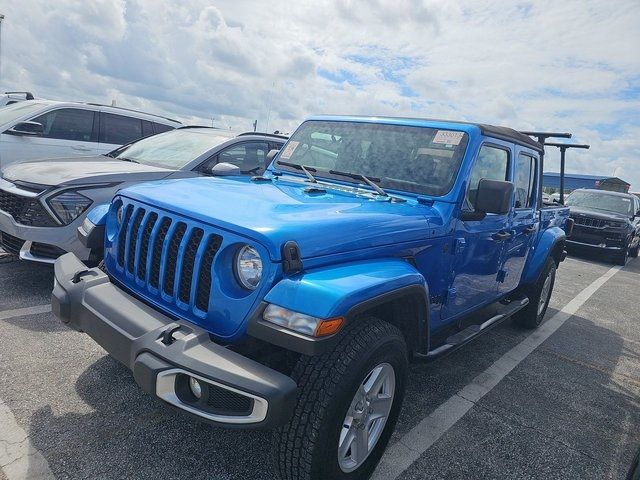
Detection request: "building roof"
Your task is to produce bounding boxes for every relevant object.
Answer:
[543,172,630,185]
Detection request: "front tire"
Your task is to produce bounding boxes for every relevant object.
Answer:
[514,257,556,329]
[615,247,629,265]
[628,240,639,259]
[274,318,408,480]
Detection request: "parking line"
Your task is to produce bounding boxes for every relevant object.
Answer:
[0,305,51,321]
[0,399,55,479]
[373,265,622,480]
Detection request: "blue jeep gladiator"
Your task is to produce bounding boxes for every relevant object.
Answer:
[53,116,571,480]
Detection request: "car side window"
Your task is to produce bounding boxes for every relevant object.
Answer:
[515,153,536,208]
[218,142,270,174]
[99,113,143,145]
[153,123,173,134]
[142,120,154,137]
[30,108,95,142]
[465,145,509,210]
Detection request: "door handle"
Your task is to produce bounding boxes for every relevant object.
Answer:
[524,225,536,235]
[492,231,512,241]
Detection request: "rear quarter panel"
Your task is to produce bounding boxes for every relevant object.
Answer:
[521,206,569,284]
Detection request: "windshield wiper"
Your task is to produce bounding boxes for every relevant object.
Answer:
[118,157,139,164]
[329,169,388,197]
[278,160,317,183]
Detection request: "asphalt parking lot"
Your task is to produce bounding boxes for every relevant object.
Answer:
[0,253,639,480]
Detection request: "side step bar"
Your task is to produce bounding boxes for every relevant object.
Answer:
[418,294,530,361]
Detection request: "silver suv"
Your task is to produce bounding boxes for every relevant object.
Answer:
[0,100,181,168]
[0,128,286,264]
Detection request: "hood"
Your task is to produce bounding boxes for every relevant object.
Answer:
[1,156,173,187]
[121,176,441,261]
[569,206,631,222]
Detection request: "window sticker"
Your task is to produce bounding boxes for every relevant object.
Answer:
[279,141,299,159]
[432,130,464,146]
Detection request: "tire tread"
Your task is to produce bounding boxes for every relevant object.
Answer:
[275,318,405,480]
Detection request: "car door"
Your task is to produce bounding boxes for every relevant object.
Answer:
[443,142,512,320]
[498,149,538,294]
[4,107,99,162]
[97,112,145,153]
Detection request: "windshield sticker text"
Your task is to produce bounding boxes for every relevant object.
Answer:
[280,141,299,159]
[432,130,464,146]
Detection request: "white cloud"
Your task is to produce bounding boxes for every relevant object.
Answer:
[1,0,639,187]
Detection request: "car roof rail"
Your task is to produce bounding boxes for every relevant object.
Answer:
[238,132,289,140]
[4,91,35,100]
[84,103,182,124]
[177,125,224,130]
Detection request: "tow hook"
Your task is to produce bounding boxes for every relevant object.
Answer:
[161,325,181,345]
[71,270,92,283]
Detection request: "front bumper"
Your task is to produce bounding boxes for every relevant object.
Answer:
[567,237,628,253]
[566,238,625,251]
[52,253,298,428]
[0,209,90,263]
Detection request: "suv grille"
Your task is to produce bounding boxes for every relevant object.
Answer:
[0,231,24,255]
[571,215,605,228]
[115,206,222,313]
[0,190,56,227]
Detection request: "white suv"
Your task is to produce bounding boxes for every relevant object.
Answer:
[0,100,181,168]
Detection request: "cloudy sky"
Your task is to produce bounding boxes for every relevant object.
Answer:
[1,0,639,187]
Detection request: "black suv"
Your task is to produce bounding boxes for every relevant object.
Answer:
[565,188,640,264]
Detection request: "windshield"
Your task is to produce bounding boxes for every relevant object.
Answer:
[566,190,634,216]
[113,129,235,169]
[0,102,48,126]
[275,120,469,196]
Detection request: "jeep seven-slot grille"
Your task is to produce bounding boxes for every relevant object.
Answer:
[163,222,187,296]
[196,235,222,311]
[150,218,172,289]
[115,207,222,313]
[179,228,204,303]
[571,216,606,228]
[0,190,56,226]
[137,213,158,280]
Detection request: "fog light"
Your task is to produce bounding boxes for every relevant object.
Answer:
[189,377,202,399]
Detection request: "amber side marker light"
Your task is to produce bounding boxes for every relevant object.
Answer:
[314,317,345,337]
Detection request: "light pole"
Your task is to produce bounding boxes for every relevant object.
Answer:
[0,14,4,86]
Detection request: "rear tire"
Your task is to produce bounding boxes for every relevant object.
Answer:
[514,257,556,329]
[274,318,408,480]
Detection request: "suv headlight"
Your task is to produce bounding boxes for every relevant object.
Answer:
[605,220,625,228]
[234,245,262,290]
[47,191,92,225]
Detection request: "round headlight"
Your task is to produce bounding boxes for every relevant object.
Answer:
[116,205,124,225]
[235,245,262,290]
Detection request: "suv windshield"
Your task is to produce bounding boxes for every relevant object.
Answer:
[0,102,48,125]
[113,129,235,169]
[566,190,634,216]
[275,120,469,196]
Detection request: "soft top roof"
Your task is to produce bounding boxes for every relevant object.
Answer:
[306,115,543,152]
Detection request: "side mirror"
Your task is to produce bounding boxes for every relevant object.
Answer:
[266,149,279,165]
[475,178,514,215]
[7,121,44,136]
[209,162,241,176]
